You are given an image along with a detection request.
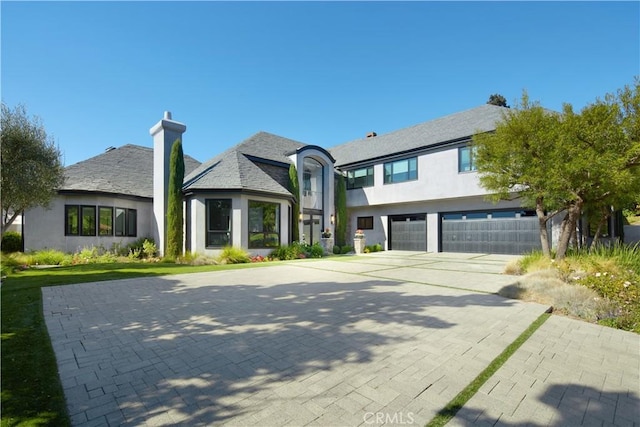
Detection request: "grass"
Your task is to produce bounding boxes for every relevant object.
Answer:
[0,261,274,427]
[427,313,551,427]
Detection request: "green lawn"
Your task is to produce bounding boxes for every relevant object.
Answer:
[0,262,271,427]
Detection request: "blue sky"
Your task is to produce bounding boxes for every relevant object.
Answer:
[2,1,638,166]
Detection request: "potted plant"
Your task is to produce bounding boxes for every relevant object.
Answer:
[320,228,334,255]
[354,229,366,254]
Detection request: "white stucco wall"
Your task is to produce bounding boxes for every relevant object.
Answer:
[24,194,153,253]
[346,145,486,208]
[339,144,532,252]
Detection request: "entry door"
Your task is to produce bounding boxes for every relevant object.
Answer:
[389,214,427,251]
[303,213,322,245]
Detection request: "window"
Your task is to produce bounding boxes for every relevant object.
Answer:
[384,157,417,184]
[458,146,477,172]
[99,207,113,236]
[65,205,79,235]
[357,216,374,230]
[115,207,137,237]
[66,204,135,237]
[302,157,323,210]
[206,199,232,248]
[127,209,137,237]
[80,206,96,236]
[347,167,374,189]
[249,200,280,248]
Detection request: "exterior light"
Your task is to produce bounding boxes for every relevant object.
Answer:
[330,214,335,225]
[299,213,303,221]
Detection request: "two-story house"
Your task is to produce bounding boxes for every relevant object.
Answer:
[26,104,584,256]
[330,104,540,254]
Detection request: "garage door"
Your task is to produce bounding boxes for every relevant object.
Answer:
[389,214,426,251]
[441,210,540,254]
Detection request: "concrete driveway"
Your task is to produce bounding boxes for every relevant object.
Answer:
[42,252,639,426]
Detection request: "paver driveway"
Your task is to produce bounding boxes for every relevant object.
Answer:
[42,252,638,426]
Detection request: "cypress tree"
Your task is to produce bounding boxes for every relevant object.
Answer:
[288,164,300,242]
[166,139,185,258]
[335,173,347,246]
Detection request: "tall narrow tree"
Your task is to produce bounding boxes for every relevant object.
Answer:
[288,164,300,242]
[335,173,348,246]
[165,139,185,258]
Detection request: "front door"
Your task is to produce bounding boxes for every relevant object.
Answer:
[303,213,322,245]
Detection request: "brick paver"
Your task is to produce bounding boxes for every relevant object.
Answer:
[449,315,640,427]
[43,253,639,426]
[43,256,547,426]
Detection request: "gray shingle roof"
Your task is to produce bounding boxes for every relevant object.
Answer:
[183,132,305,196]
[329,104,509,167]
[61,144,201,198]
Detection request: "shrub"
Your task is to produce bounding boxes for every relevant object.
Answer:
[79,246,99,261]
[333,245,341,255]
[1,231,22,253]
[1,252,25,275]
[177,251,218,266]
[518,250,554,272]
[307,242,324,258]
[32,249,67,266]
[514,247,640,333]
[96,252,119,263]
[271,242,304,260]
[363,244,383,253]
[341,245,353,254]
[128,247,142,260]
[142,239,157,258]
[126,237,150,257]
[218,246,250,264]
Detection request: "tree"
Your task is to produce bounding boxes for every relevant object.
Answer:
[165,139,185,258]
[474,83,640,260]
[335,174,348,247]
[487,94,510,108]
[474,92,561,257]
[1,103,65,234]
[558,82,640,251]
[288,164,300,242]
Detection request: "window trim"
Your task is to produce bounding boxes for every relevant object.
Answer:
[65,205,79,236]
[357,216,374,230]
[80,205,97,236]
[248,200,281,249]
[205,199,232,248]
[98,206,114,236]
[383,157,418,184]
[114,207,137,237]
[347,166,374,189]
[458,145,478,173]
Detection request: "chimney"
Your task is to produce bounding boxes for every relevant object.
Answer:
[366,132,377,138]
[150,111,186,256]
